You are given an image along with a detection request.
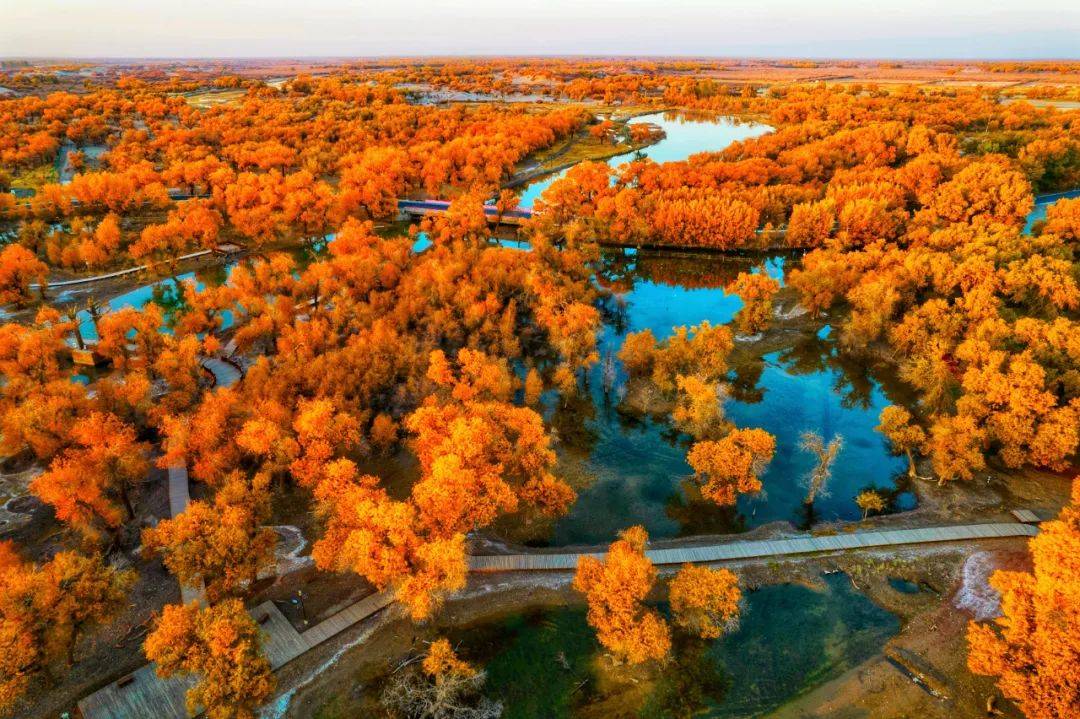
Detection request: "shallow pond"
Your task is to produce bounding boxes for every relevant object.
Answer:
[510,248,912,546]
[324,572,899,719]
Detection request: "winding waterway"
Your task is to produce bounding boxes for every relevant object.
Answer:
[61,111,1067,543]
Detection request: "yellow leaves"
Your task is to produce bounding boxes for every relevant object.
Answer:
[686,428,776,506]
[145,599,274,719]
[573,526,671,665]
[855,490,887,518]
[620,321,733,393]
[729,270,780,336]
[877,406,926,452]
[142,471,276,603]
[422,639,476,680]
[413,452,518,536]
[672,375,727,439]
[1002,254,1080,312]
[0,244,47,307]
[967,478,1080,719]
[669,564,741,639]
[0,546,132,709]
[427,348,515,403]
[926,414,986,482]
[399,534,468,621]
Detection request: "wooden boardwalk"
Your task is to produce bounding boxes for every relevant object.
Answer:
[468,522,1041,572]
[165,464,204,605]
[201,357,243,387]
[79,521,1035,719]
[30,250,214,289]
[78,594,395,719]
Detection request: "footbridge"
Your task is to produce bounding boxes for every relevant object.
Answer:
[396,198,534,225]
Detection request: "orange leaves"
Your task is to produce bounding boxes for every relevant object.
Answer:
[784,200,834,248]
[223,170,335,245]
[967,478,1080,719]
[620,321,733,392]
[876,405,926,477]
[288,398,362,487]
[407,351,571,532]
[669,564,741,639]
[144,599,274,719]
[925,414,986,483]
[422,638,476,679]
[30,412,148,544]
[687,428,776,506]
[672,375,727,439]
[728,270,780,336]
[955,350,1079,472]
[648,191,760,250]
[573,526,671,664]
[0,545,132,710]
[142,472,276,603]
[337,146,413,219]
[0,244,46,306]
[310,459,466,620]
[426,348,514,403]
[132,199,223,261]
[920,156,1034,228]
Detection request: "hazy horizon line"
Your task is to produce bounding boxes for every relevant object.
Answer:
[4,53,1079,63]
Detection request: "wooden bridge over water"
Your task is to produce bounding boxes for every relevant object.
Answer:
[78,519,1039,719]
[396,198,534,225]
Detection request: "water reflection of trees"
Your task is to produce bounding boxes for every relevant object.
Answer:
[777,331,918,412]
[666,479,747,536]
[597,248,758,292]
[550,389,600,459]
[728,358,765,404]
[639,633,731,718]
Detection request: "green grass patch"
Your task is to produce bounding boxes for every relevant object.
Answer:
[11,163,58,189]
[455,608,598,719]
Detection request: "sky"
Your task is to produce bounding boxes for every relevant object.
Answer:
[3,0,1079,59]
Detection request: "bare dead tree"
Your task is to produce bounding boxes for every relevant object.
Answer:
[382,664,502,719]
[800,431,843,505]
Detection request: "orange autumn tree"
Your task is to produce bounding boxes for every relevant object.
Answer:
[0,244,47,307]
[30,411,149,545]
[686,428,776,506]
[34,550,134,666]
[310,458,467,621]
[729,270,781,336]
[573,525,671,665]
[142,472,277,602]
[669,564,742,639]
[877,405,927,478]
[967,478,1080,719]
[406,349,575,534]
[144,599,274,719]
[0,544,132,713]
[618,321,734,392]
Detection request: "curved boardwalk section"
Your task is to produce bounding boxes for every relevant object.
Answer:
[201,357,243,387]
[79,520,1035,719]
